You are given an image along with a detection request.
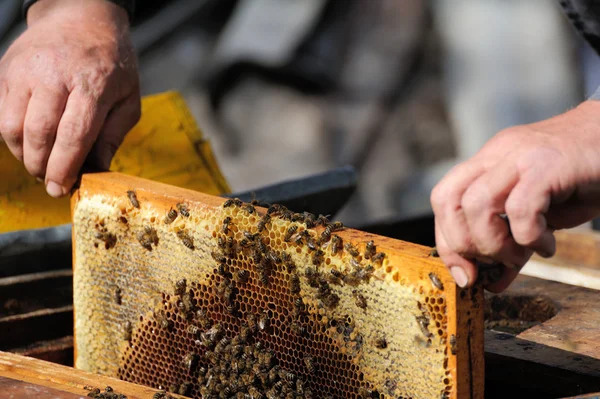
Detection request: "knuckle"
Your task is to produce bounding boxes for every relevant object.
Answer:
[0,118,23,137]
[430,184,448,211]
[451,234,473,256]
[461,186,490,216]
[505,197,529,222]
[27,115,57,137]
[58,121,89,147]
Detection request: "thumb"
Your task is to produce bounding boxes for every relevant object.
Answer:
[90,94,141,170]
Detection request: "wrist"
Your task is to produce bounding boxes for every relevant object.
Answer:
[27,0,129,28]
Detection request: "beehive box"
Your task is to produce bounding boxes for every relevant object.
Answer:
[71,172,484,399]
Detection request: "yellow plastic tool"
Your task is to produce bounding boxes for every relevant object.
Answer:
[0,91,230,233]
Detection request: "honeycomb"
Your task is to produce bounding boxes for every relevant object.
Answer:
[72,173,483,399]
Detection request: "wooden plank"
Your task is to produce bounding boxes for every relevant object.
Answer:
[0,375,86,399]
[11,336,74,366]
[0,306,73,350]
[0,351,185,398]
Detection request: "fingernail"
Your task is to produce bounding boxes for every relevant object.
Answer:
[450,266,468,288]
[46,181,65,198]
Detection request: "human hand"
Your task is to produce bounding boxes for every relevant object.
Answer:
[431,100,600,292]
[0,0,140,197]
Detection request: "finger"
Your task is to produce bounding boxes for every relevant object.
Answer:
[461,164,533,267]
[485,266,520,293]
[430,161,486,256]
[505,173,556,257]
[45,90,109,197]
[88,93,141,170]
[22,86,68,179]
[435,218,478,288]
[0,88,30,162]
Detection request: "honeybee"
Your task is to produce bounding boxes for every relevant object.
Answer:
[322,293,340,309]
[304,267,320,288]
[176,203,190,217]
[178,382,192,396]
[291,322,306,336]
[374,336,388,349]
[257,213,271,232]
[450,334,457,355]
[364,240,376,259]
[123,321,132,341]
[247,314,258,333]
[182,352,199,373]
[384,379,397,394]
[236,269,249,283]
[429,272,444,290]
[306,236,317,251]
[127,190,139,208]
[371,252,385,264]
[284,225,298,242]
[352,290,367,309]
[258,311,270,330]
[152,391,167,399]
[259,269,269,286]
[344,243,359,257]
[312,249,324,266]
[114,286,122,305]
[256,237,267,254]
[226,301,239,316]
[136,231,153,251]
[416,315,433,338]
[95,229,117,250]
[187,325,200,336]
[223,198,236,208]
[267,250,281,264]
[320,225,333,244]
[177,230,194,249]
[164,208,177,224]
[267,204,284,215]
[156,311,173,331]
[175,278,187,296]
[330,235,343,255]
[222,217,233,234]
[289,274,301,294]
[303,356,315,374]
[430,247,439,257]
[244,204,256,214]
[331,221,344,231]
[211,251,227,264]
[316,214,330,226]
[168,384,178,393]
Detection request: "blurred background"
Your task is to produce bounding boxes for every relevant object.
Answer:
[1,0,598,227]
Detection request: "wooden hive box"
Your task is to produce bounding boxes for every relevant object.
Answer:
[71,172,484,399]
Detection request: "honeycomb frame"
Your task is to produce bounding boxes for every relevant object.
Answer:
[71,172,484,399]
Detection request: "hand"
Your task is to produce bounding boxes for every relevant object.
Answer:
[0,0,141,197]
[431,100,600,292]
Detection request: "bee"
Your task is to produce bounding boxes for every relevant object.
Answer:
[123,321,132,341]
[258,311,270,330]
[375,336,388,349]
[384,379,397,394]
[330,221,344,231]
[417,315,433,338]
[252,250,262,265]
[291,322,306,336]
[226,301,239,316]
[312,249,324,266]
[259,269,269,286]
[450,334,457,355]
[364,240,376,259]
[136,231,153,251]
[320,225,333,243]
[289,274,301,294]
[223,198,236,208]
[430,247,439,257]
[306,236,317,251]
[182,352,199,373]
[164,208,177,224]
[211,251,227,264]
[303,356,316,374]
[176,202,190,217]
[371,252,385,264]
[429,272,444,290]
[152,391,167,399]
[87,388,101,397]
[352,290,367,309]
[267,204,284,215]
[248,387,262,399]
[330,235,343,255]
[257,213,271,232]
[316,214,330,226]
[127,190,139,208]
[322,293,340,309]
[156,311,173,331]
[247,314,258,333]
[95,229,117,250]
[345,243,359,257]
[217,236,226,249]
[177,230,194,249]
[222,217,233,234]
[304,267,320,288]
[114,286,122,305]
[178,382,192,396]
[187,325,200,336]
[284,225,298,242]
[256,237,267,254]
[175,278,187,296]
[236,269,249,283]
[267,250,281,264]
[292,298,305,317]
[244,204,256,214]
